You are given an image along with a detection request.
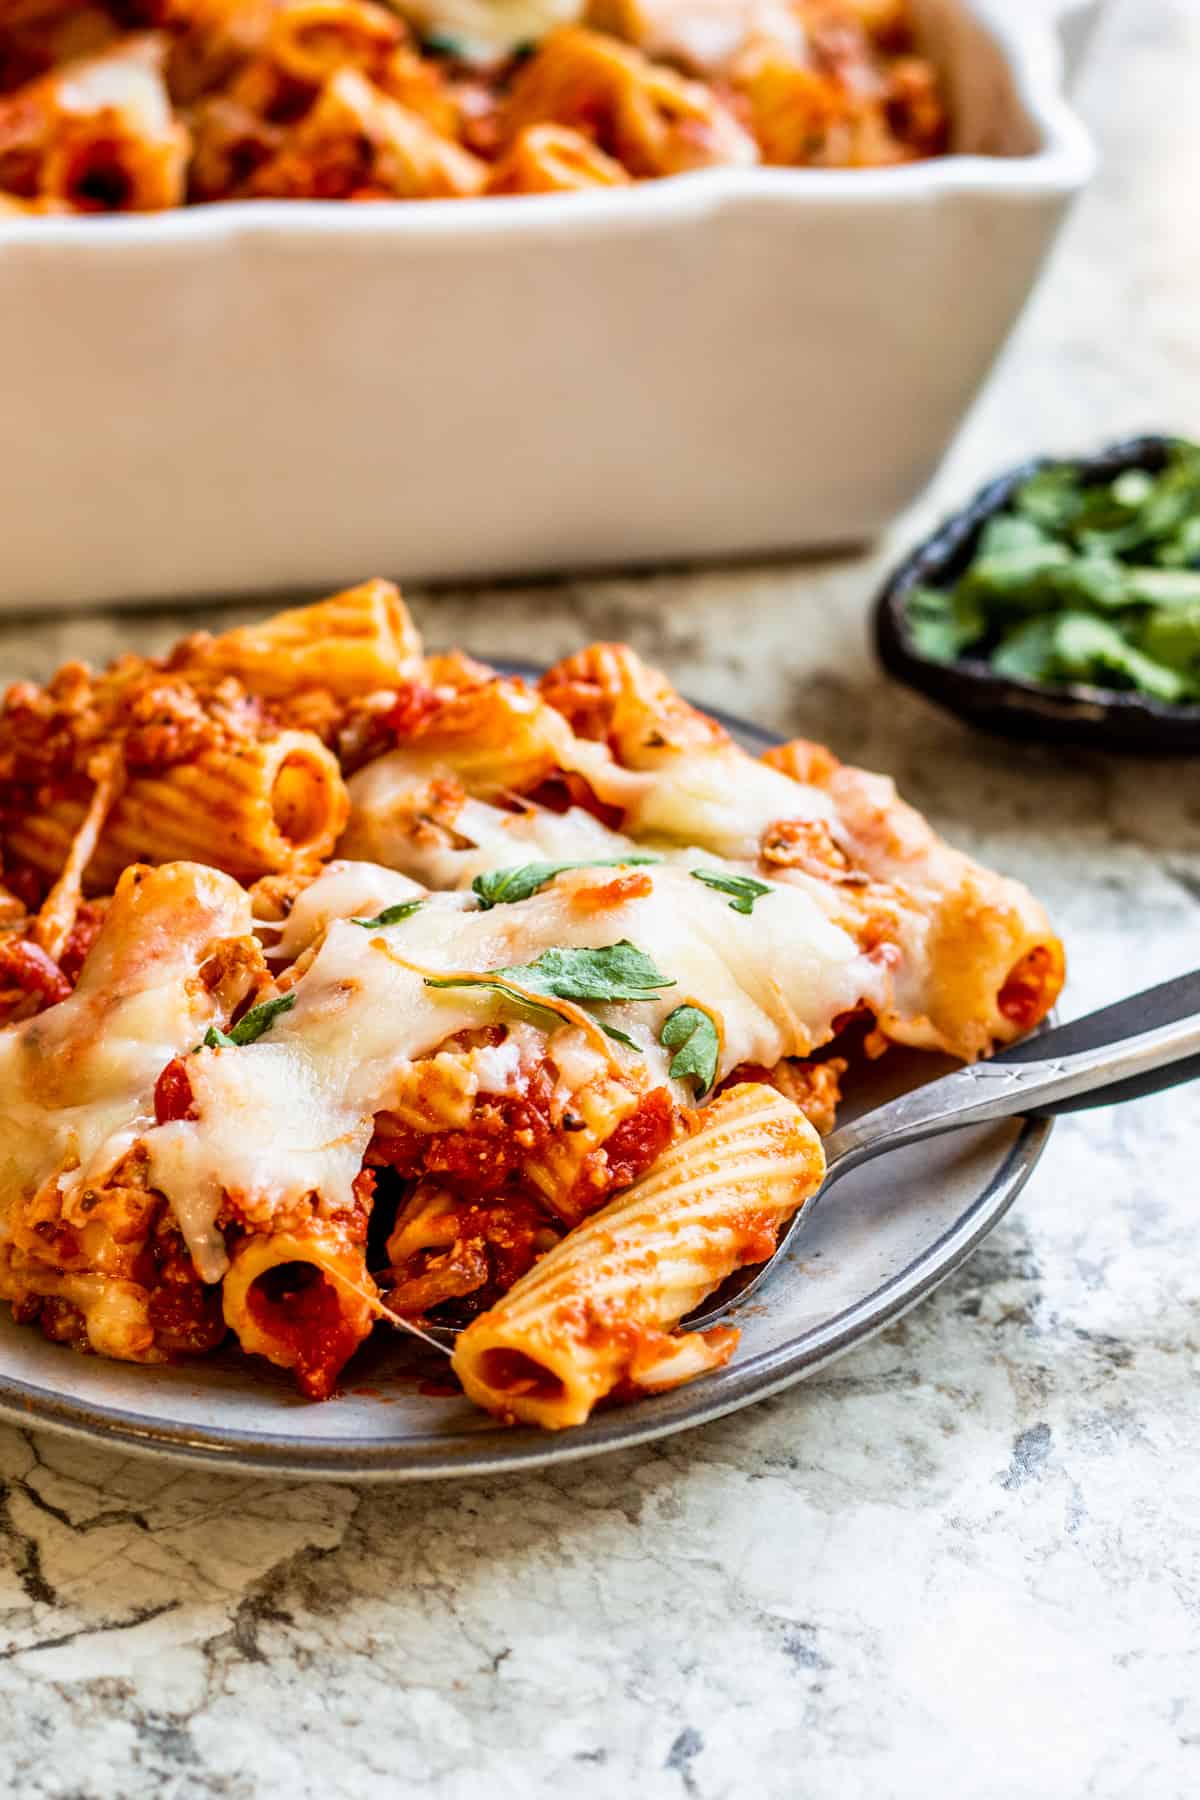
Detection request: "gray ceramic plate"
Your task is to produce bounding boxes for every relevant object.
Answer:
[0,702,1051,1478]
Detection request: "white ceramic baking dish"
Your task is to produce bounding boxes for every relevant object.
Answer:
[0,0,1096,611]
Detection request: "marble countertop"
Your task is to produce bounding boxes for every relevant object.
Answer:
[1,3,1198,1794]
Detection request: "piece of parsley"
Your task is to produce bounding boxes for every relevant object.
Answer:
[425,940,674,1006]
[659,1005,719,1096]
[202,991,296,1051]
[472,855,659,911]
[690,868,772,916]
[905,439,1200,705]
[422,29,465,57]
[352,898,426,929]
[423,940,673,1051]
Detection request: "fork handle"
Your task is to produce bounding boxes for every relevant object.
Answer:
[992,966,1200,1115]
[822,972,1200,1182]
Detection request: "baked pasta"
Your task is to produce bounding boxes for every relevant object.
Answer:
[0,2,947,214]
[0,583,1062,1424]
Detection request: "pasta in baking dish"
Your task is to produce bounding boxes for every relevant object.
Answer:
[0,2,947,215]
[0,582,1063,1426]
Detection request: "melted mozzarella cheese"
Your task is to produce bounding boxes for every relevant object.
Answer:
[343,737,834,879]
[275,860,427,961]
[0,866,252,1234]
[341,728,957,1055]
[617,747,836,862]
[343,750,632,888]
[143,865,885,1276]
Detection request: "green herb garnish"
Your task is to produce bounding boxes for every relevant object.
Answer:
[908,440,1200,705]
[423,940,674,1050]
[1050,614,1188,704]
[422,29,466,57]
[660,1005,719,1096]
[202,991,296,1050]
[352,898,426,929]
[426,940,674,1006]
[472,855,659,910]
[690,868,772,915]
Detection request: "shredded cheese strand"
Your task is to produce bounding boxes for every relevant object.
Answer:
[32,745,125,963]
[321,1261,453,1359]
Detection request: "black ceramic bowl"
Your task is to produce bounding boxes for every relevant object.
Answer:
[874,435,1200,753]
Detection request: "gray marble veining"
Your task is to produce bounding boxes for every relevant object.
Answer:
[1,3,1198,1794]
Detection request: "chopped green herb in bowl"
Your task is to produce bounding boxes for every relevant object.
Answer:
[875,435,1200,752]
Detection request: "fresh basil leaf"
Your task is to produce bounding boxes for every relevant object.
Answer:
[991,616,1061,683]
[199,994,295,1051]
[1111,468,1155,510]
[352,898,427,930]
[423,967,649,1051]
[472,855,658,910]
[1052,613,1188,703]
[905,443,1200,708]
[226,992,296,1045]
[1071,478,1152,544]
[907,612,961,664]
[422,29,465,56]
[1125,568,1200,608]
[959,541,1074,609]
[1047,555,1130,611]
[1137,604,1200,685]
[976,514,1051,556]
[425,972,650,1047]
[1013,465,1083,533]
[660,1005,719,1097]
[1154,515,1200,567]
[689,868,772,916]
[424,940,674,1009]
[906,586,985,662]
[422,973,568,1031]
[1129,451,1200,546]
[424,943,670,1052]
[514,941,674,1003]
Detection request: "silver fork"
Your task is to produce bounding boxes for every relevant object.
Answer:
[685,966,1200,1330]
[408,970,1200,1350]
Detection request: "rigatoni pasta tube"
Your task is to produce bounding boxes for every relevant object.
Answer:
[500,27,757,178]
[486,125,631,195]
[453,1082,825,1428]
[266,0,402,85]
[763,738,1065,1058]
[222,1225,379,1400]
[7,728,348,891]
[177,579,424,699]
[21,35,190,216]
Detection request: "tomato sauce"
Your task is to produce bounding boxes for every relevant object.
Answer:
[524,772,624,832]
[598,1087,675,1190]
[0,937,70,1007]
[246,1261,363,1401]
[369,1061,559,1193]
[146,1225,226,1354]
[998,944,1058,1032]
[154,1057,197,1124]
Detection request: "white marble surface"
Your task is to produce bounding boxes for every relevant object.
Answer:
[1,3,1199,1794]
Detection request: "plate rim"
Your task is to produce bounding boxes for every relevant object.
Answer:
[0,680,1054,1478]
[0,1116,1049,1479]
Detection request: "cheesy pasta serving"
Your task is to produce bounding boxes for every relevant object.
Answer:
[0,1,947,214]
[0,584,1061,1427]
